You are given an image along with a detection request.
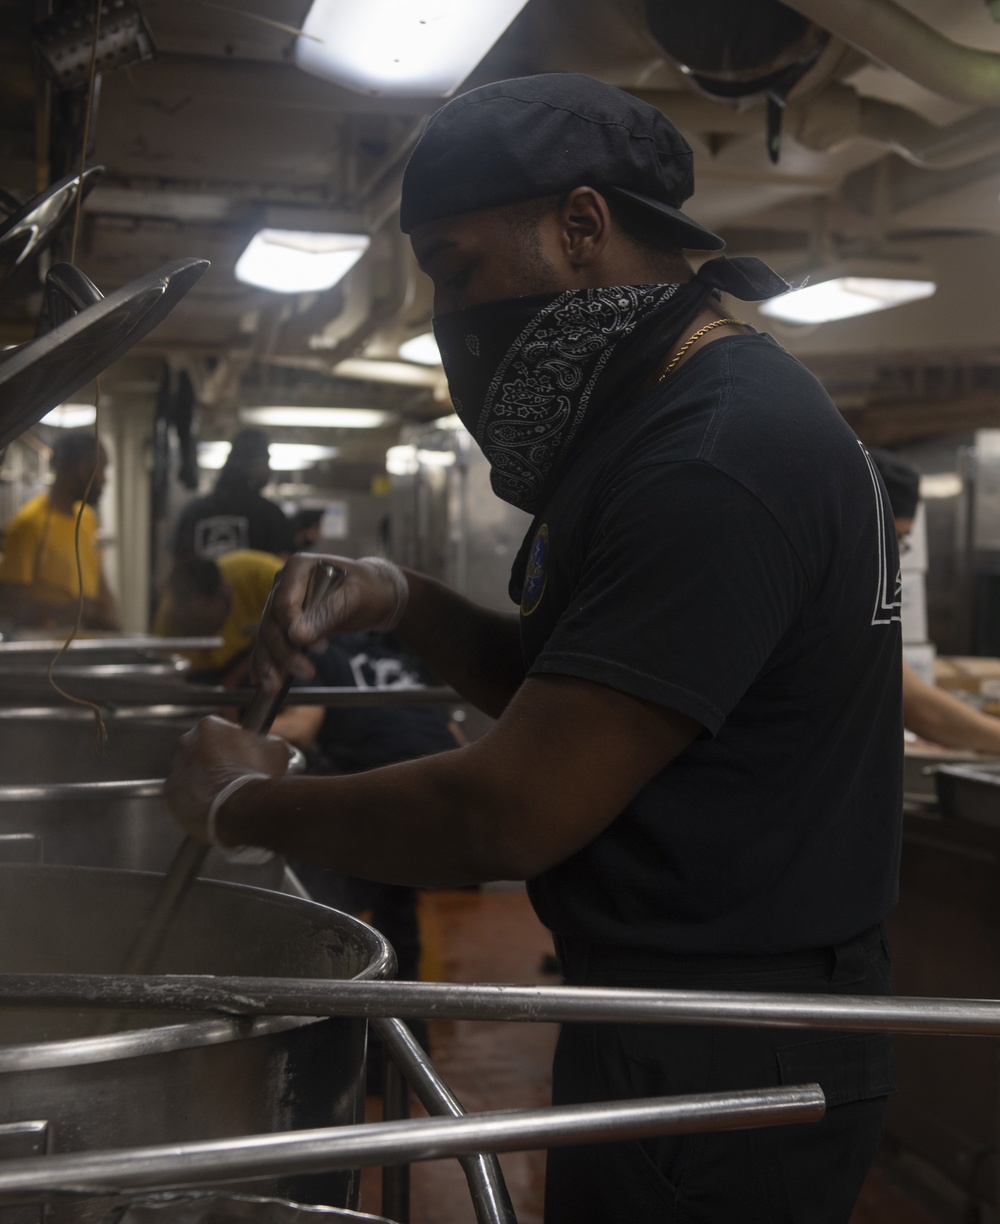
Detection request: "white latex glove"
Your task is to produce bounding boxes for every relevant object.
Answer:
[252,553,408,693]
[165,715,294,853]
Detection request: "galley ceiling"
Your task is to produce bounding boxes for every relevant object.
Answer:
[6,0,1000,454]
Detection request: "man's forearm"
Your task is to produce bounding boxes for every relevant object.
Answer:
[218,751,525,887]
[395,570,525,717]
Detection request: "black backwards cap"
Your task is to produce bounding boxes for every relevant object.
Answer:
[400,72,725,252]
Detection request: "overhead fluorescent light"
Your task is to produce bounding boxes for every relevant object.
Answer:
[333,358,443,387]
[235,229,370,294]
[399,332,441,366]
[920,473,963,499]
[386,445,419,476]
[295,0,531,96]
[199,442,338,470]
[386,444,457,476]
[240,407,394,429]
[41,402,96,428]
[760,276,936,325]
[417,448,456,467]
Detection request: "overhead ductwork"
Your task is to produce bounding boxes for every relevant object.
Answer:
[643,0,830,160]
[637,84,1000,173]
[779,0,1000,107]
[785,84,1000,171]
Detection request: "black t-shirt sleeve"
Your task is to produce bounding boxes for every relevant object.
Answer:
[529,460,808,733]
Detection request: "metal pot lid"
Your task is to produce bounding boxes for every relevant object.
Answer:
[0,166,103,285]
[0,257,209,450]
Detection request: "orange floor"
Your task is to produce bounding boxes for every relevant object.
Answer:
[357,887,939,1224]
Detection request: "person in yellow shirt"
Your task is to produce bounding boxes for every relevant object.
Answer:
[0,431,119,630]
[153,549,282,683]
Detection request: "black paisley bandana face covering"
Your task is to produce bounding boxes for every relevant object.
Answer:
[433,284,687,513]
[432,258,788,514]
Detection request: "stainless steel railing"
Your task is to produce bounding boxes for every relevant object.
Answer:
[0,1087,825,1206]
[1,973,998,1035]
[4,971,999,1220]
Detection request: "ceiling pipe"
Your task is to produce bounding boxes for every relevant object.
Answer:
[779,0,1000,107]
[855,98,1000,170]
[638,85,1000,172]
[786,83,1000,170]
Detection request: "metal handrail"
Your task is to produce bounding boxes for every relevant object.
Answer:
[0,684,459,708]
[3,973,1000,1035]
[374,1016,516,1224]
[0,1088,825,1206]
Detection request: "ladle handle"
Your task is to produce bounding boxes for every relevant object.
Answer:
[119,560,345,978]
[239,560,344,734]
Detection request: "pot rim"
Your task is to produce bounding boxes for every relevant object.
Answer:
[0,868,395,1072]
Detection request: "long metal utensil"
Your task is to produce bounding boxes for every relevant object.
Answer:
[118,561,343,976]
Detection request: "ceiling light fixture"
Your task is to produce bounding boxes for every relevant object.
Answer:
[333,358,444,387]
[386,445,419,476]
[235,229,370,294]
[919,473,963,499]
[199,441,338,470]
[295,0,531,96]
[385,444,457,476]
[760,276,936,325]
[398,332,441,366]
[40,402,97,429]
[417,448,456,467]
[240,406,394,429]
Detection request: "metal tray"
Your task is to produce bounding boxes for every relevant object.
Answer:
[936,761,1000,827]
[903,748,994,806]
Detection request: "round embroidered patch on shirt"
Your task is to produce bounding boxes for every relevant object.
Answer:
[521,523,548,617]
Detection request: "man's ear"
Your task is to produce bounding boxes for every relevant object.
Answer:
[557,186,613,269]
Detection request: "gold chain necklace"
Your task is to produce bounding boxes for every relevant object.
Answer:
[658,317,745,382]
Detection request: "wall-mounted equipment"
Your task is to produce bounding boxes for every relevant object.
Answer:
[32,1,154,90]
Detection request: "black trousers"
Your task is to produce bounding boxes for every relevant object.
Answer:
[545,926,895,1224]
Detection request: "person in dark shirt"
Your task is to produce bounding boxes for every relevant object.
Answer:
[168,74,902,1224]
[274,634,460,1077]
[290,507,324,552]
[172,428,294,560]
[871,449,1000,754]
[273,633,460,989]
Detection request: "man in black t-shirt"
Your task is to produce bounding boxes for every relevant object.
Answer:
[171,428,293,560]
[168,74,903,1224]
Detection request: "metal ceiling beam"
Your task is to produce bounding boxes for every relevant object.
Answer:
[780,0,1000,107]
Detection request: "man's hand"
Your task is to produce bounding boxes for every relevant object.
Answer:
[165,715,294,846]
[252,554,407,692]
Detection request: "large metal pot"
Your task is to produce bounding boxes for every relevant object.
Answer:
[0,644,189,678]
[0,708,194,786]
[0,646,191,705]
[0,708,285,888]
[110,1196,395,1224]
[0,864,394,1224]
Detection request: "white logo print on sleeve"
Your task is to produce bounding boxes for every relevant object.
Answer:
[861,443,902,626]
